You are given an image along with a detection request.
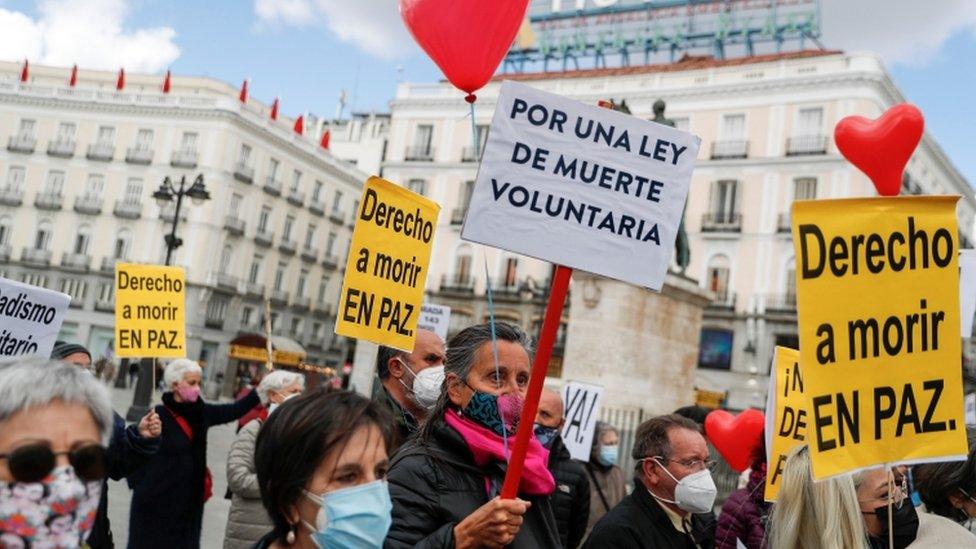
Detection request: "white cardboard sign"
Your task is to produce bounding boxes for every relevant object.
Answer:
[966,393,976,426]
[561,380,605,461]
[461,80,700,291]
[960,250,976,337]
[0,277,71,363]
[417,303,451,342]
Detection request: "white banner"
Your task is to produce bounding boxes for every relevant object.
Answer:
[960,250,976,337]
[561,380,605,461]
[417,303,451,342]
[0,277,71,363]
[461,80,700,291]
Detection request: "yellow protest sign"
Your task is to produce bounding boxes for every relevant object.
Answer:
[764,346,805,501]
[335,177,440,350]
[115,263,186,358]
[793,197,967,479]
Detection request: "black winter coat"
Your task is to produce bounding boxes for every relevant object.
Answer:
[547,435,590,549]
[385,415,562,549]
[127,390,260,549]
[584,481,716,549]
[87,411,159,549]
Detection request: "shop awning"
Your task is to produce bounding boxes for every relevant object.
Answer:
[228,333,307,367]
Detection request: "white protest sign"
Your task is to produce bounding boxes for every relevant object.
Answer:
[960,250,976,337]
[461,80,700,291]
[966,393,976,426]
[561,380,604,461]
[417,303,451,342]
[0,277,70,363]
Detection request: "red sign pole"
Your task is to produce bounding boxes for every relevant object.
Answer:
[500,264,572,498]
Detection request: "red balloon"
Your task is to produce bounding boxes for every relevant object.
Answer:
[834,103,924,197]
[400,0,529,102]
[704,409,765,473]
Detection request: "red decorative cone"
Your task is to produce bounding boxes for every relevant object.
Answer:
[162,70,171,93]
[293,115,304,135]
[319,130,331,150]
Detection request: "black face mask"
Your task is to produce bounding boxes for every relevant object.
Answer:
[867,503,920,549]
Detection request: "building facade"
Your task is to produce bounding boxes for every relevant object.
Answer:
[0,62,366,395]
[381,51,976,408]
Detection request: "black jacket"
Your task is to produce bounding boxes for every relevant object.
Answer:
[583,480,716,549]
[372,383,418,452]
[385,414,562,549]
[547,435,590,549]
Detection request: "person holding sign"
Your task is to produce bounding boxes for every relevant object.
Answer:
[715,436,768,549]
[386,322,560,549]
[127,359,261,549]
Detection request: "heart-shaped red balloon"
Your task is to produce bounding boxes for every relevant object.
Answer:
[834,103,924,197]
[704,409,765,472]
[400,0,529,102]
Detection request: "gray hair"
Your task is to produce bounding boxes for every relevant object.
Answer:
[257,370,305,405]
[163,358,202,388]
[632,413,702,472]
[0,359,114,445]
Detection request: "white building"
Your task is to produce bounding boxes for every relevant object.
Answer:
[0,61,367,395]
[381,50,976,408]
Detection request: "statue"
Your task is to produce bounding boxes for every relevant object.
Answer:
[649,99,691,274]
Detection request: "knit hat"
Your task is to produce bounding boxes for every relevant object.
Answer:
[51,340,92,362]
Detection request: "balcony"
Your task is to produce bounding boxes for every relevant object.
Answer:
[254,229,274,247]
[212,272,240,292]
[113,200,141,219]
[292,296,311,310]
[308,199,325,216]
[34,192,63,211]
[245,282,265,298]
[73,195,103,215]
[321,254,339,270]
[233,162,254,184]
[0,188,23,207]
[765,293,797,312]
[7,134,36,153]
[487,278,522,299]
[328,209,345,224]
[286,189,305,207]
[223,216,245,236]
[22,247,52,267]
[301,247,318,263]
[263,177,282,196]
[205,312,225,329]
[777,213,792,234]
[404,145,434,161]
[786,134,828,156]
[125,147,153,165]
[170,149,199,168]
[47,140,76,158]
[159,207,188,223]
[100,257,118,273]
[95,296,115,312]
[61,252,91,272]
[278,238,297,255]
[451,208,467,226]
[439,274,475,294]
[269,289,289,305]
[701,212,742,233]
[461,146,480,162]
[86,143,115,161]
[710,140,749,160]
[0,244,10,263]
[707,291,736,310]
[313,302,334,318]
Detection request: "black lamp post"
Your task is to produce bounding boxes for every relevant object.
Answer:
[125,174,210,421]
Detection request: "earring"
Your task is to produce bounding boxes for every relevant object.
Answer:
[286,525,296,544]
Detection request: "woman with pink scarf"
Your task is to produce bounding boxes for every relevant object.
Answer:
[386,322,561,549]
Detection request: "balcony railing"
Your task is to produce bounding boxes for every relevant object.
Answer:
[286,189,305,207]
[786,134,828,156]
[73,195,103,215]
[113,200,141,219]
[278,238,296,255]
[205,312,225,329]
[461,146,480,162]
[61,252,91,272]
[86,143,115,161]
[254,229,274,247]
[269,289,289,305]
[701,212,742,233]
[263,177,282,196]
[404,145,434,161]
[707,291,736,310]
[710,139,749,160]
[22,247,52,267]
[159,207,188,223]
[301,247,318,263]
[322,254,339,270]
[292,296,311,310]
[101,257,118,272]
[765,293,797,312]
[7,134,36,153]
[440,274,475,294]
[223,216,245,236]
[212,272,240,291]
[233,163,254,184]
[170,149,199,168]
[95,296,115,312]
[487,278,522,297]
[47,140,76,158]
[34,192,63,211]
[777,213,792,233]
[0,244,10,263]
[308,199,325,216]
[0,188,23,207]
[328,209,345,224]
[451,208,467,226]
[245,282,265,297]
[125,147,153,164]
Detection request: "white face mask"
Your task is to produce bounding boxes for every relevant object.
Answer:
[648,458,717,514]
[398,360,444,410]
[268,391,299,415]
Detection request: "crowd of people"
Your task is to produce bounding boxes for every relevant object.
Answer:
[2,322,976,548]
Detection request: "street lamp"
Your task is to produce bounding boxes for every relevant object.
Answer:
[125,174,210,421]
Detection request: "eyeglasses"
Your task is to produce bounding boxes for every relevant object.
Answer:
[649,456,717,472]
[859,480,909,512]
[0,440,107,483]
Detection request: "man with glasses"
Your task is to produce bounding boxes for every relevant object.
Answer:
[584,414,717,548]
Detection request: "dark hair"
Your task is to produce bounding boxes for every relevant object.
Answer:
[631,414,702,473]
[673,405,711,428]
[750,429,767,470]
[254,389,393,542]
[376,345,406,380]
[913,428,976,522]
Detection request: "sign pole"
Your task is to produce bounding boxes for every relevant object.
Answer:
[887,465,894,549]
[500,264,572,499]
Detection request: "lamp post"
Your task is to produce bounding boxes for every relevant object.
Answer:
[125,174,210,421]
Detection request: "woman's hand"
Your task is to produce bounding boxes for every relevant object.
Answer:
[453,496,531,549]
[138,410,162,438]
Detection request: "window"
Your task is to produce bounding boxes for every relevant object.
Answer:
[503,257,518,287]
[84,174,105,200]
[97,281,114,303]
[304,225,317,249]
[44,171,65,196]
[454,244,473,283]
[74,226,91,255]
[124,178,142,204]
[796,107,823,136]
[219,245,233,274]
[475,124,489,151]
[332,190,343,213]
[5,166,25,191]
[312,322,322,339]
[258,206,272,232]
[291,170,302,193]
[274,262,287,290]
[297,269,308,297]
[312,180,323,202]
[720,114,746,140]
[56,122,76,143]
[290,317,302,336]
[135,129,153,151]
[21,273,48,288]
[283,215,295,240]
[408,179,427,196]
[697,328,733,370]
[318,276,330,304]
[351,200,359,219]
[460,180,475,211]
[239,143,252,165]
[709,180,738,218]
[249,255,263,284]
[270,312,279,330]
[793,177,817,201]
[414,124,433,153]
[785,259,797,306]
[326,232,337,256]
[242,307,253,327]
[706,255,731,302]
[268,158,280,180]
[179,132,198,153]
[34,220,53,250]
[59,278,88,303]
[96,126,115,146]
[672,117,690,133]
[17,119,35,138]
[114,229,131,259]
[228,193,242,217]
[206,296,228,322]
[0,216,11,245]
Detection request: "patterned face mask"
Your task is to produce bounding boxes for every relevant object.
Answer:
[0,466,102,548]
[461,383,524,438]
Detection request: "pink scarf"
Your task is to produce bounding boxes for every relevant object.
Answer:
[445,409,555,496]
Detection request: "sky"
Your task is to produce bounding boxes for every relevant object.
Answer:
[0,0,973,184]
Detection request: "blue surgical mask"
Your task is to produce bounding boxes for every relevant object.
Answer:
[534,423,559,449]
[598,444,619,467]
[302,479,392,549]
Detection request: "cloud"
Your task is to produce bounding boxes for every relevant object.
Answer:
[0,0,179,72]
[820,0,976,67]
[254,0,414,59]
